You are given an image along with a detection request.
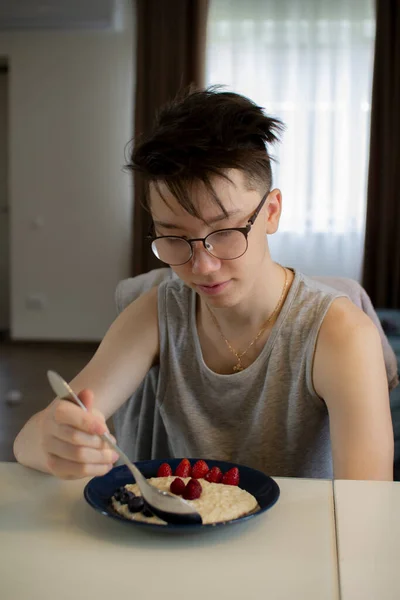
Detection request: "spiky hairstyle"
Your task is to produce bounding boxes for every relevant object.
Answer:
[127,86,284,218]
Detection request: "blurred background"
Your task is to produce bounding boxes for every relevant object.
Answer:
[0,0,399,461]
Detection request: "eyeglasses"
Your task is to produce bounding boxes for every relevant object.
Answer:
[149,190,269,266]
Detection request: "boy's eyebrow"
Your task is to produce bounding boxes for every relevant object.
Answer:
[153,210,242,230]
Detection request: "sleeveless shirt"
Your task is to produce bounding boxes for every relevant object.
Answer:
[113,269,346,479]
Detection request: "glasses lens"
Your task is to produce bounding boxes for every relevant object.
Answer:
[205,230,248,260]
[151,237,192,265]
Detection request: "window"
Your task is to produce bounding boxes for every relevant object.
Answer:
[206,0,375,279]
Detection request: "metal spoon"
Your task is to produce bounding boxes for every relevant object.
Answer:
[47,370,202,525]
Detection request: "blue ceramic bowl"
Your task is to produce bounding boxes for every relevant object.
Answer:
[84,458,280,532]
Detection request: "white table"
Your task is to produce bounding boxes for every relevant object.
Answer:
[0,464,339,600]
[334,479,400,600]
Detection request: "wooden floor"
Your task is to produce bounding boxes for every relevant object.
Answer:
[0,339,98,461]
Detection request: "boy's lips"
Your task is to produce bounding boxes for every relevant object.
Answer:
[195,280,231,295]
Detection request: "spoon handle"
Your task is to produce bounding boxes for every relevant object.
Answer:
[100,431,143,483]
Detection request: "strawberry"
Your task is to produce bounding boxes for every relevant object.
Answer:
[157,462,172,477]
[182,478,202,500]
[191,459,209,479]
[221,467,240,486]
[204,466,223,483]
[170,477,186,495]
[174,458,192,478]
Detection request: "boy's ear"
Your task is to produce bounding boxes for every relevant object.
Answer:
[265,189,282,234]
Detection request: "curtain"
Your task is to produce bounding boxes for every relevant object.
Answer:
[206,0,375,280]
[132,0,209,276]
[362,0,400,308]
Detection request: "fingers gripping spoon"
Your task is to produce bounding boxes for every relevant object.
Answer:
[47,370,202,525]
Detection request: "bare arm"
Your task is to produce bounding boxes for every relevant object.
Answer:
[13,286,159,476]
[313,298,394,481]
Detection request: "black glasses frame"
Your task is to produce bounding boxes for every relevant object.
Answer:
[148,190,269,266]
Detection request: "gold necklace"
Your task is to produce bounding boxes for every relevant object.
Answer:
[206,267,289,373]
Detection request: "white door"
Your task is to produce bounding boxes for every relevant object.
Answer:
[0,67,9,332]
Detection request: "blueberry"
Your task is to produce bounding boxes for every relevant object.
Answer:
[113,490,122,502]
[113,486,126,501]
[119,489,131,505]
[113,486,136,504]
[128,496,144,513]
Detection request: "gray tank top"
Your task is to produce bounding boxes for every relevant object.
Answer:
[113,269,346,479]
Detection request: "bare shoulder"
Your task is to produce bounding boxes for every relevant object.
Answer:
[114,284,159,331]
[99,284,160,359]
[313,296,384,399]
[318,296,380,345]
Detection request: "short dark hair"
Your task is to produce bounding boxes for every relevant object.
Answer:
[127,86,285,219]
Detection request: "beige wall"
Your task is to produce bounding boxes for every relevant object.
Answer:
[0,0,134,341]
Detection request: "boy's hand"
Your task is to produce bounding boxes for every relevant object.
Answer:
[41,389,118,479]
